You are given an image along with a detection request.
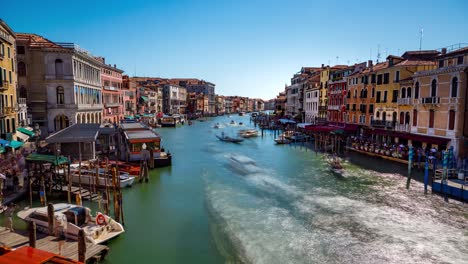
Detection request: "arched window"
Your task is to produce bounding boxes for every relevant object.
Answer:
[376,111,380,118]
[56,86,64,105]
[363,89,368,98]
[399,112,404,124]
[413,110,418,126]
[451,77,458,98]
[431,79,437,97]
[382,111,386,121]
[54,115,69,131]
[414,82,420,99]
[405,112,410,125]
[18,62,26,76]
[19,86,27,99]
[55,59,63,76]
[371,87,375,98]
[407,87,412,98]
[401,87,406,98]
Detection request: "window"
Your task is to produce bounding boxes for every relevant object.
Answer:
[56,86,65,105]
[400,112,404,124]
[451,77,458,97]
[369,104,374,113]
[457,56,463,65]
[7,47,10,58]
[429,110,435,128]
[377,74,382,84]
[438,60,444,68]
[383,73,389,84]
[376,111,380,118]
[371,87,375,98]
[55,59,63,76]
[448,110,455,130]
[401,87,406,98]
[407,87,412,98]
[392,90,398,102]
[431,79,437,97]
[17,46,25,54]
[8,71,11,84]
[415,82,420,99]
[376,91,381,103]
[371,74,376,83]
[405,112,410,125]
[395,71,400,82]
[383,91,388,102]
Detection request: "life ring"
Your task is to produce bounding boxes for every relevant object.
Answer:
[96,213,107,225]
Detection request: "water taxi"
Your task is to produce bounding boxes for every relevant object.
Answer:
[274,136,291,144]
[238,129,258,138]
[69,167,135,188]
[17,203,125,244]
[216,134,244,143]
[160,116,176,127]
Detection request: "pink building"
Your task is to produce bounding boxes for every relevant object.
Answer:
[98,58,124,123]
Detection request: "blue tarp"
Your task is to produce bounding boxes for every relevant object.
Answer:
[279,119,296,124]
[0,139,10,147]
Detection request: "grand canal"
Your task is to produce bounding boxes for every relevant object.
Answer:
[4,115,468,263]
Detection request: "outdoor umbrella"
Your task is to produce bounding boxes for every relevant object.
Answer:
[0,173,5,180]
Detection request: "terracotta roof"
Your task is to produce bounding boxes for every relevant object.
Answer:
[16,33,65,49]
[395,60,436,66]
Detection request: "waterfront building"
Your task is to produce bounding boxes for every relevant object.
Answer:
[304,74,320,123]
[122,75,137,116]
[170,79,216,114]
[163,84,187,114]
[285,67,320,120]
[97,58,124,124]
[224,96,232,114]
[371,51,438,132]
[346,60,376,127]
[318,65,348,121]
[215,95,225,115]
[412,46,468,156]
[0,19,18,140]
[16,33,103,135]
[274,92,286,116]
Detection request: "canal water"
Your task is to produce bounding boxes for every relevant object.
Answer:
[4,115,468,263]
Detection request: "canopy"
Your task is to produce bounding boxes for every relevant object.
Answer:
[10,140,24,149]
[26,153,69,165]
[297,123,312,128]
[17,127,35,137]
[143,114,154,117]
[15,131,30,142]
[124,116,135,119]
[0,146,4,154]
[279,119,296,124]
[140,96,149,101]
[0,139,10,147]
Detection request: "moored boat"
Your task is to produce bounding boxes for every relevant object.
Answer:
[274,136,291,144]
[69,167,135,188]
[17,203,125,244]
[216,135,244,143]
[238,129,258,138]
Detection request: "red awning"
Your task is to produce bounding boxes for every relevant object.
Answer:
[393,132,450,145]
[305,125,336,132]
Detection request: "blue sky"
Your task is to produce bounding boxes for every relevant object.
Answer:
[4,0,467,99]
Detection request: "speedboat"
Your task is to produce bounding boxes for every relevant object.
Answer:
[216,135,244,143]
[274,136,291,144]
[17,203,125,244]
[227,154,261,175]
[238,129,258,138]
[328,156,344,176]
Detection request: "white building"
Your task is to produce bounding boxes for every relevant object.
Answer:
[16,34,103,134]
[163,84,187,114]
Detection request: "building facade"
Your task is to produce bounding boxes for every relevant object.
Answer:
[0,19,18,140]
[99,58,124,124]
[163,84,187,114]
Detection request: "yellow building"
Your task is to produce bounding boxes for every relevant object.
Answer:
[372,51,438,131]
[0,19,18,141]
[319,65,347,120]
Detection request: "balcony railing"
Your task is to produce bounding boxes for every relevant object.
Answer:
[395,123,411,133]
[318,106,328,111]
[0,82,9,90]
[18,98,27,104]
[328,105,340,110]
[397,98,411,105]
[371,120,396,128]
[105,102,121,108]
[421,97,440,105]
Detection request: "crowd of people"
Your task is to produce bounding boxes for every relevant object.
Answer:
[0,149,30,207]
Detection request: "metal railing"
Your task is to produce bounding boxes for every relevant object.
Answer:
[421,97,440,104]
[397,98,411,105]
[371,120,396,128]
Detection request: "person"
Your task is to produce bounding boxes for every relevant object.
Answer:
[140,144,150,183]
[5,203,15,232]
[55,214,67,255]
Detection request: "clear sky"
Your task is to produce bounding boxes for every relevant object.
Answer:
[3,0,467,99]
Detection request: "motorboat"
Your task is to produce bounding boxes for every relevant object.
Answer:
[328,155,344,176]
[239,122,244,126]
[213,123,221,129]
[230,120,236,125]
[216,135,244,143]
[280,131,295,139]
[290,132,310,142]
[69,167,135,188]
[238,129,258,138]
[227,154,261,175]
[17,203,125,244]
[274,136,291,144]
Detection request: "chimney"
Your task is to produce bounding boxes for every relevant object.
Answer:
[114,64,116,68]
[441,48,447,55]
[368,60,373,69]
[321,64,324,68]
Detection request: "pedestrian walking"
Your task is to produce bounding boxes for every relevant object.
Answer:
[5,203,16,232]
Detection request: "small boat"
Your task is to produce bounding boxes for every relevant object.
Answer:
[17,203,125,244]
[290,132,309,142]
[70,167,136,188]
[280,131,295,139]
[239,112,245,116]
[188,121,193,126]
[239,122,244,126]
[216,135,244,143]
[102,160,141,176]
[230,120,236,125]
[274,136,291,144]
[238,129,258,138]
[213,123,221,129]
[328,155,344,175]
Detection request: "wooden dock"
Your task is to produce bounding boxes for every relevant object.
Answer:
[61,186,101,202]
[0,227,109,263]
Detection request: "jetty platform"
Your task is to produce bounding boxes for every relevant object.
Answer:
[0,227,109,263]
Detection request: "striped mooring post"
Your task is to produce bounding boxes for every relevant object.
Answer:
[424,157,429,195]
[406,146,414,189]
[442,149,449,202]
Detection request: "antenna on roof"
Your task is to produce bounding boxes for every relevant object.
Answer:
[419,28,424,51]
[376,44,381,63]
[397,48,400,55]
[336,56,339,65]
[385,48,388,57]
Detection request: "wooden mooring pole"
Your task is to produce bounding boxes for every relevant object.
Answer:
[78,229,86,263]
[28,221,36,248]
[47,203,54,236]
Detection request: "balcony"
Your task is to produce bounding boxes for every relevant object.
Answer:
[421,97,440,105]
[397,98,411,105]
[104,86,119,91]
[395,123,411,133]
[18,98,27,105]
[105,102,121,108]
[371,120,396,129]
[0,82,9,90]
[328,105,340,110]
[318,106,328,111]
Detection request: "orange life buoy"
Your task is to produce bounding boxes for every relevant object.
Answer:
[96,213,106,225]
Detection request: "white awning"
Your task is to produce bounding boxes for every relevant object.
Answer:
[297,123,312,128]
[16,132,30,141]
